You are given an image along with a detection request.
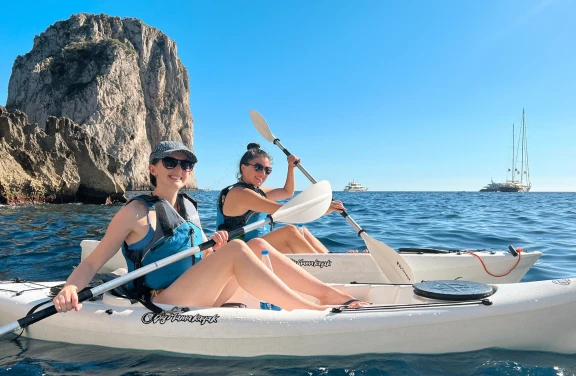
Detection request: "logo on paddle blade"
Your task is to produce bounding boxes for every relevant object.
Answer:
[396,261,412,282]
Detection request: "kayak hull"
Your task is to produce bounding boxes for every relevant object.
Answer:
[1,278,575,356]
[81,240,541,284]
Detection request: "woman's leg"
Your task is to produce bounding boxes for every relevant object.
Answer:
[153,240,327,311]
[299,226,330,254]
[262,225,321,254]
[213,278,239,307]
[246,238,367,306]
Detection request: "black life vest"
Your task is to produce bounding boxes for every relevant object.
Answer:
[215,182,272,241]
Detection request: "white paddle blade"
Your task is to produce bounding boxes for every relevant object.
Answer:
[272,181,332,224]
[361,232,415,284]
[249,110,276,142]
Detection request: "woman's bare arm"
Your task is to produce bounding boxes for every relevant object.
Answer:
[223,187,282,216]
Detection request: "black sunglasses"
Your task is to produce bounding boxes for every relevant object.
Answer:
[244,163,272,175]
[161,157,195,171]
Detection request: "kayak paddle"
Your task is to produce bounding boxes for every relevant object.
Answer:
[249,110,415,284]
[0,180,333,337]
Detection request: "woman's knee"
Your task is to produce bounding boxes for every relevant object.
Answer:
[282,224,300,236]
[220,239,249,254]
[228,239,259,258]
[247,237,270,250]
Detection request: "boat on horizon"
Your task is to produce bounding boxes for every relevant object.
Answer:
[343,180,368,192]
[480,109,531,192]
[479,179,502,192]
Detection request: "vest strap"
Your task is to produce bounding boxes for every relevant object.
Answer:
[154,200,175,238]
[217,182,269,232]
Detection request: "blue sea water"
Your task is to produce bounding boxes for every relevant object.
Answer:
[1,191,575,375]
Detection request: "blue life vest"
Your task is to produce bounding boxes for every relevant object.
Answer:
[215,182,272,241]
[122,193,204,293]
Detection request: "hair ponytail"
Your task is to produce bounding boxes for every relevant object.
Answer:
[247,142,260,150]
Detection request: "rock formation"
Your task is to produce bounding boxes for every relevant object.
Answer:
[0,105,126,204]
[4,13,196,203]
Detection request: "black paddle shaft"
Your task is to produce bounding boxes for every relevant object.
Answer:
[226,218,272,238]
[16,288,94,330]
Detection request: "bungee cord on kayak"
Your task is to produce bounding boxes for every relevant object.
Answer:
[464,247,523,278]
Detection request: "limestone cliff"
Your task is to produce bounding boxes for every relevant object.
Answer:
[5,13,196,193]
[0,106,126,204]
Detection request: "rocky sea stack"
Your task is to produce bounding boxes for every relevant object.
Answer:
[2,13,196,204]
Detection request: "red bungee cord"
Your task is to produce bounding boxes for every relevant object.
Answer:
[464,248,523,277]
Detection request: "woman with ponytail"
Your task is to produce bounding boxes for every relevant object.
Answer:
[216,143,352,254]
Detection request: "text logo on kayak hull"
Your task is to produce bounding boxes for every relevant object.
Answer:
[142,312,220,325]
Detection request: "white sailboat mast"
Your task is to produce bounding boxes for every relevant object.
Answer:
[520,110,525,185]
[521,108,531,188]
[511,123,516,182]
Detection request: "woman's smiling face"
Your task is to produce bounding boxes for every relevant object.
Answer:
[241,156,271,187]
[150,151,192,189]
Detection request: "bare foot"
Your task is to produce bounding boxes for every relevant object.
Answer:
[336,299,369,309]
[318,288,371,307]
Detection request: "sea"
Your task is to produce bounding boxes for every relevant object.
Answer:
[1,191,575,376]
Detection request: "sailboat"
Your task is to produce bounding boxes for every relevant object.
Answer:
[480,109,531,192]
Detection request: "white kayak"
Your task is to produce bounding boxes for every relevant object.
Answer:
[80,240,541,284]
[1,277,575,356]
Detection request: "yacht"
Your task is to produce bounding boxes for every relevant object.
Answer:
[343,180,368,192]
[479,179,502,192]
[479,109,531,192]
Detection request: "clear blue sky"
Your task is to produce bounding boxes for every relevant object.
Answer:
[1,0,574,192]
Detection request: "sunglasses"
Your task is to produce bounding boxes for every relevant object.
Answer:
[161,157,195,171]
[244,163,272,175]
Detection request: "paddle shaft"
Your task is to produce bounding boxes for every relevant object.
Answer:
[273,138,365,236]
[0,217,271,336]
